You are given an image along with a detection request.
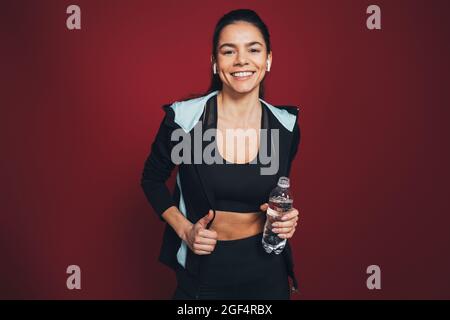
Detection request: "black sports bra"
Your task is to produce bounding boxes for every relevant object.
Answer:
[202,95,279,213]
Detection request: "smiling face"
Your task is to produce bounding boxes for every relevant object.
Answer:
[214,21,272,95]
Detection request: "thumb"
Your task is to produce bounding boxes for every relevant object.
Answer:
[198,210,214,228]
[260,203,269,211]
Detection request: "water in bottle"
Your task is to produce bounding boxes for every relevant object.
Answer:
[262,176,293,254]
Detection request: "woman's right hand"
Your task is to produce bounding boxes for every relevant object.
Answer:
[184,210,218,255]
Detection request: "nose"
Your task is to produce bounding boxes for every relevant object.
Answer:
[234,51,249,66]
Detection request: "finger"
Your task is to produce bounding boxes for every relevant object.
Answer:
[272,227,294,234]
[281,209,299,221]
[272,219,297,229]
[260,203,268,211]
[199,229,218,239]
[193,243,215,252]
[193,250,212,255]
[279,229,295,239]
[194,236,217,245]
[197,210,215,228]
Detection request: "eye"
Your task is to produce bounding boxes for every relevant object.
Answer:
[250,48,261,53]
[223,50,234,55]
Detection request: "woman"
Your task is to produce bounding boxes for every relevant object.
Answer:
[141,9,301,300]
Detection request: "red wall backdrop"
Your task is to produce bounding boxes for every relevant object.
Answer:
[1,0,449,299]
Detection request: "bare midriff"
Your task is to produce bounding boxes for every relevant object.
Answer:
[210,210,265,240]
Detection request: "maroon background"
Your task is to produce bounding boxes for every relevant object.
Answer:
[1,0,449,299]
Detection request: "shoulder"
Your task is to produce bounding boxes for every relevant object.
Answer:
[260,98,300,132]
[162,91,219,133]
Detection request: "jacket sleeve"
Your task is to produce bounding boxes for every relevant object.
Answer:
[140,105,178,221]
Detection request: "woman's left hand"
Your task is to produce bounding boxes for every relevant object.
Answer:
[260,203,300,239]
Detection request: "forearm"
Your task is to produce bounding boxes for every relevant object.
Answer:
[161,206,193,241]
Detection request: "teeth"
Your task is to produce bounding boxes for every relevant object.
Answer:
[232,71,253,77]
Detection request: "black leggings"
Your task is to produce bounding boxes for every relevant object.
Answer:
[172,232,290,300]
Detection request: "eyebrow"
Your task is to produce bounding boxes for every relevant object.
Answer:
[219,41,264,50]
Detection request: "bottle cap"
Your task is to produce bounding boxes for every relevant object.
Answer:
[278,176,290,188]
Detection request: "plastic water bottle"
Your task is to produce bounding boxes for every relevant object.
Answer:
[262,177,293,254]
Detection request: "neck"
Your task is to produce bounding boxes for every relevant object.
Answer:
[218,86,261,121]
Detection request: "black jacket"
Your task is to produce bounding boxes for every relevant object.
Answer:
[140,91,301,292]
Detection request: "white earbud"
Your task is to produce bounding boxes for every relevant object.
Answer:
[213,63,217,74]
[267,61,271,72]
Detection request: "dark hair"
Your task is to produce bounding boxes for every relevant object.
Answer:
[206,9,271,99]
